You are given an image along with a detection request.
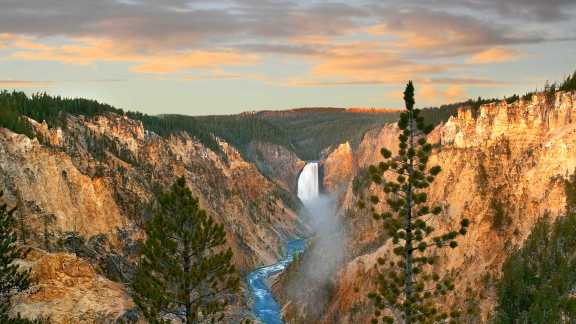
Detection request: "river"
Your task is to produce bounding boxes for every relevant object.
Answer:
[246,239,306,324]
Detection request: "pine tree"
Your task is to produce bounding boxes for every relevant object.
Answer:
[132,177,240,323]
[0,191,31,321]
[360,81,470,323]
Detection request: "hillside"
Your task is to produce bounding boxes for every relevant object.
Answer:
[0,110,306,322]
[275,88,576,323]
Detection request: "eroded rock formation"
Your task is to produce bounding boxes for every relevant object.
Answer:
[0,112,306,322]
[283,90,576,323]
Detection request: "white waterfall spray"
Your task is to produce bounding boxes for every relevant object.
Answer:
[289,161,344,319]
[297,162,319,204]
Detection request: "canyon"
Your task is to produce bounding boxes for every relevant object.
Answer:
[1,89,575,323]
[279,90,576,323]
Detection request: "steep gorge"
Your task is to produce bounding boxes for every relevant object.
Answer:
[277,90,576,323]
[3,89,576,323]
[0,112,307,322]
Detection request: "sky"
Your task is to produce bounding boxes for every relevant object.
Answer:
[0,0,575,116]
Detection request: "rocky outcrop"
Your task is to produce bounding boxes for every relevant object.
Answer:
[245,141,305,193]
[322,142,353,194]
[11,249,135,323]
[290,90,576,323]
[1,112,306,322]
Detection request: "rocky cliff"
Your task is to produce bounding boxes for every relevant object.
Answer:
[280,90,576,323]
[0,112,306,322]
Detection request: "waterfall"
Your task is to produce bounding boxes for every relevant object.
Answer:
[297,162,319,204]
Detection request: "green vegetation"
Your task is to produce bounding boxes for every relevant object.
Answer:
[494,213,576,323]
[419,96,502,123]
[124,111,221,154]
[0,91,123,129]
[132,178,241,323]
[0,91,223,155]
[0,104,34,138]
[254,108,400,160]
[0,191,38,323]
[182,114,294,156]
[494,177,576,323]
[559,70,576,91]
[359,82,469,323]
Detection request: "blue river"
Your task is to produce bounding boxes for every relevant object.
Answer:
[246,239,306,324]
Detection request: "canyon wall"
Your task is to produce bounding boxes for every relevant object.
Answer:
[0,113,306,322]
[281,90,576,323]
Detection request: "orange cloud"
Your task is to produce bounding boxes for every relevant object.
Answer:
[366,24,449,50]
[11,38,142,64]
[385,83,467,106]
[467,47,519,64]
[4,35,259,74]
[443,85,467,101]
[132,51,259,74]
[0,80,53,88]
[306,41,451,85]
[419,84,439,101]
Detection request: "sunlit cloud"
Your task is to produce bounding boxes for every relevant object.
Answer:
[131,51,259,74]
[443,85,467,101]
[386,83,468,106]
[0,80,53,88]
[285,41,454,86]
[467,47,520,64]
[4,36,259,74]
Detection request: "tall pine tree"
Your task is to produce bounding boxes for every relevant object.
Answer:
[360,82,470,323]
[132,177,240,323]
[0,191,31,321]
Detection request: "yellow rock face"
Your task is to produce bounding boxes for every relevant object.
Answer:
[11,249,134,323]
[1,111,306,322]
[315,91,576,323]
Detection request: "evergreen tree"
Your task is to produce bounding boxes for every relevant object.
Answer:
[132,177,240,323]
[0,191,31,321]
[359,82,470,323]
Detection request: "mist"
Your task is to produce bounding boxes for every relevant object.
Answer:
[282,191,346,320]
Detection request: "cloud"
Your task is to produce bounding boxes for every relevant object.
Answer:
[386,83,468,106]
[0,0,573,88]
[466,0,576,22]
[366,7,552,57]
[467,47,519,64]
[427,77,508,86]
[10,38,142,65]
[0,80,53,88]
[5,36,259,74]
[131,51,259,74]
[394,0,576,22]
[443,85,467,101]
[305,42,453,85]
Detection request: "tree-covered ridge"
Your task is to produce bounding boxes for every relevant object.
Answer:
[0,91,224,154]
[495,213,576,322]
[255,109,400,161]
[178,114,294,154]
